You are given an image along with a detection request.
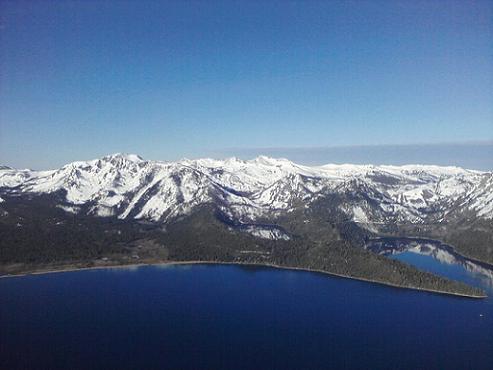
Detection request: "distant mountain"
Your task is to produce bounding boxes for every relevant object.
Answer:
[0,153,491,236]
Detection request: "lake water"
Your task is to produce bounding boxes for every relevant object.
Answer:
[1,248,493,369]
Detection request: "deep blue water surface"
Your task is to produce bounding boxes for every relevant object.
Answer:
[1,261,493,370]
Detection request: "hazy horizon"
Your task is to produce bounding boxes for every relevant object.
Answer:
[2,141,492,172]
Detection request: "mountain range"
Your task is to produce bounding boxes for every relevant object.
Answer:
[1,153,492,229]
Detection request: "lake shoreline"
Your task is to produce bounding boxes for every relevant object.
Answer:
[0,259,487,299]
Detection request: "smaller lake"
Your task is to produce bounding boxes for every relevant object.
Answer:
[365,237,493,294]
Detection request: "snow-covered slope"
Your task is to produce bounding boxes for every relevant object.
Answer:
[1,154,492,233]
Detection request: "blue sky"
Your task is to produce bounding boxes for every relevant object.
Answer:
[0,0,492,169]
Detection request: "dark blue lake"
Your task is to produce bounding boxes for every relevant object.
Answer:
[1,257,493,369]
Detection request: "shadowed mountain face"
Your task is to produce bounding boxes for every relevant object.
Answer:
[0,154,492,296]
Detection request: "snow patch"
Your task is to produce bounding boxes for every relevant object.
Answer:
[352,206,369,223]
[57,205,80,214]
[243,226,290,240]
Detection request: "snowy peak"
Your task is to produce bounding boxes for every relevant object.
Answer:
[100,153,144,164]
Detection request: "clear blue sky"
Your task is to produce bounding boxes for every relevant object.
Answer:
[0,0,492,169]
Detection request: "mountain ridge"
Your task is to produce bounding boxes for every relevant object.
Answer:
[1,153,491,232]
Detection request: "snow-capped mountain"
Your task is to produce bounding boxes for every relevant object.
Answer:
[1,153,492,235]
